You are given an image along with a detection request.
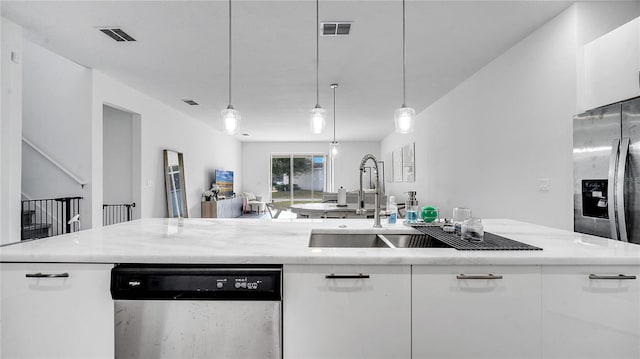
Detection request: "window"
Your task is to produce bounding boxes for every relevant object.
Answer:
[271,154,327,209]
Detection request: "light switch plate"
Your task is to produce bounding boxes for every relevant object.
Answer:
[538,178,550,192]
[11,51,21,64]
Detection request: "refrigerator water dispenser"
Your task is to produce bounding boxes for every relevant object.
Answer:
[581,179,608,219]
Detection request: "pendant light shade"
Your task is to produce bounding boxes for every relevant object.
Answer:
[221,0,240,135]
[394,106,415,134]
[329,83,339,156]
[395,0,415,134]
[330,141,340,156]
[310,0,326,134]
[311,106,326,134]
[221,105,240,135]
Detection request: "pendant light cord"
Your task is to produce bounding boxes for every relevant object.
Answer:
[228,0,232,106]
[316,0,320,106]
[333,85,336,142]
[402,0,406,107]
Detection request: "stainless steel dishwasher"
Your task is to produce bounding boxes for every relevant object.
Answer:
[111,264,282,359]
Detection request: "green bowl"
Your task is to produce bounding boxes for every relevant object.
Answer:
[420,206,438,223]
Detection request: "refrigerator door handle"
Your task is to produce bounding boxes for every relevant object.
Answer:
[608,139,620,241]
[616,138,631,242]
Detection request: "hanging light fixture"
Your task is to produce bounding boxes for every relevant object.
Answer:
[221,0,240,135]
[394,0,415,134]
[329,83,339,156]
[310,0,326,134]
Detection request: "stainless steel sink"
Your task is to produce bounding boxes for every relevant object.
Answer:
[378,234,452,248]
[308,233,452,248]
[309,234,390,248]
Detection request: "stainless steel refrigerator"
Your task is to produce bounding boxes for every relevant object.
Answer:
[574,97,640,244]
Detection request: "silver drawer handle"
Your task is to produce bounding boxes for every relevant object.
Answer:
[325,273,370,279]
[589,274,637,280]
[456,274,503,280]
[25,272,69,278]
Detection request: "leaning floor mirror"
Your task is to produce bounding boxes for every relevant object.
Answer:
[163,149,188,218]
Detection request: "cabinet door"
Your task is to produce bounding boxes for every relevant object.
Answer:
[412,265,541,359]
[201,201,217,218]
[283,264,411,359]
[1,263,114,359]
[542,266,640,359]
[585,17,640,109]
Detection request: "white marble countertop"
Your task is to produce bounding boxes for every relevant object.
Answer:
[1,218,640,265]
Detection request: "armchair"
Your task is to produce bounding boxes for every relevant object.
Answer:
[242,192,266,213]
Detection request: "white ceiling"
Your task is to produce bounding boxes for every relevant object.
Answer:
[1,0,574,142]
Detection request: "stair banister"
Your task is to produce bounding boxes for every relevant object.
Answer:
[22,136,88,188]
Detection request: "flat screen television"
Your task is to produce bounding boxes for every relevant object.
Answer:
[215,169,234,197]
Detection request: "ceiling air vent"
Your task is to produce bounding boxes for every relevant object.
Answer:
[181,99,199,106]
[321,22,352,36]
[99,28,136,42]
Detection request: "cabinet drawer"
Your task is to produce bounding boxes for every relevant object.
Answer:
[1,263,114,359]
[283,264,411,359]
[412,265,541,359]
[542,266,640,359]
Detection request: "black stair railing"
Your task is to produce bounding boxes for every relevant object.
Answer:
[21,197,83,241]
[103,203,135,226]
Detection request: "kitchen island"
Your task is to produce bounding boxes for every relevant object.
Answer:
[2,218,639,359]
[2,218,640,265]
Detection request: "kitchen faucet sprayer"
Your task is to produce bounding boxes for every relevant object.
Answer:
[357,154,382,228]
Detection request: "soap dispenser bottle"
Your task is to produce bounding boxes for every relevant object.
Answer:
[405,191,419,223]
[387,196,398,224]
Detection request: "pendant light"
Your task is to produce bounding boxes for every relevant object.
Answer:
[329,83,339,156]
[221,0,240,135]
[394,0,415,134]
[310,0,326,134]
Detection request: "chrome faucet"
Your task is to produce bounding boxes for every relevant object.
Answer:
[356,154,382,228]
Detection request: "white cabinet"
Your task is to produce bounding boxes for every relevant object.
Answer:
[283,264,411,359]
[412,265,541,359]
[585,17,640,109]
[542,266,640,359]
[1,263,114,359]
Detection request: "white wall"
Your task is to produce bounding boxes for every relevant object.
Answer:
[242,141,380,201]
[21,40,93,228]
[92,71,241,223]
[103,105,133,205]
[382,2,640,231]
[1,17,23,245]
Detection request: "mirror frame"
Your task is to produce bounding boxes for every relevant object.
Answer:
[163,149,189,218]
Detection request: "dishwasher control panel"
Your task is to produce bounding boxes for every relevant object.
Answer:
[111,264,282,301]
